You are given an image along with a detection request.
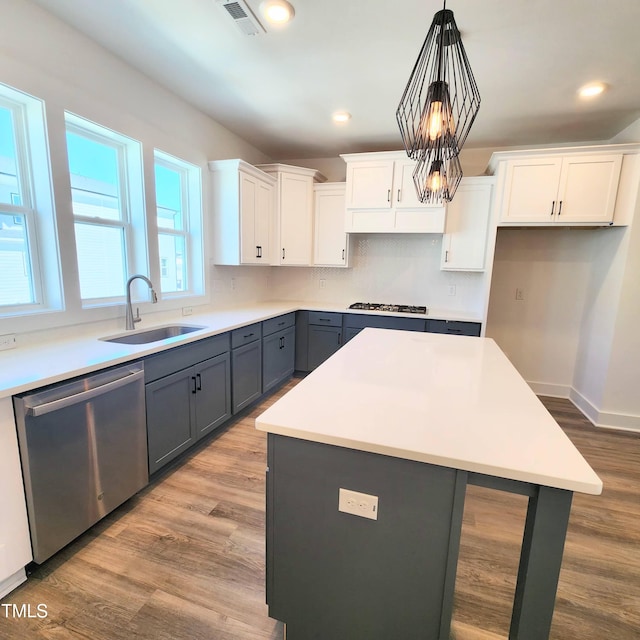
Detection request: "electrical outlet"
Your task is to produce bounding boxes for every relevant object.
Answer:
[338,488,378,520]
[516,288,525,301]
[319,279,326,289]
[182,306,193,316]
[448,284,456,296]
[0,334,17,351]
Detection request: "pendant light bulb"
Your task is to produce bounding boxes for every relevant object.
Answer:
[427,160,445,192]
[419,81,456,145]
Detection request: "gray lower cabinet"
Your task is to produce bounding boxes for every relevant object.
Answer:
[231,323,263,414]
[343,313,426,343]
[307,311,343,371]
[145,333,231,474]
[263,313,296,393]
[427,319,481,337]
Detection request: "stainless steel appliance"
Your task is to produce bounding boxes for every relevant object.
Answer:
[348,302,428,315]
[13,362,148,563]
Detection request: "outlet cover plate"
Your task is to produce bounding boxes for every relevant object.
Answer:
[338,488,378,520]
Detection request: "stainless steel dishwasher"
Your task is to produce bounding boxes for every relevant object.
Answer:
[13,361,148,564]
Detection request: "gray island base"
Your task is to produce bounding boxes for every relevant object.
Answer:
[256,329,601,639]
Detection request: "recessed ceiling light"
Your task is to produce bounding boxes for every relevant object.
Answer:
[578,82,607,99]
[260,0,295,24]
[333,111,352,124]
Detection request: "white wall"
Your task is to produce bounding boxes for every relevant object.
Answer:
[0,0,271,336]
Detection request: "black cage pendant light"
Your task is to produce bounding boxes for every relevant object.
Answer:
[396,1,480,202]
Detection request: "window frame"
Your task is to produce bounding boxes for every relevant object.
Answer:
[0,87,60,318]
[64,112,147,307]
[153,149,204,300]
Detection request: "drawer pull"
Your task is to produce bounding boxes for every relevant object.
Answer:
[191,376,197,394]
[243,333,254,339]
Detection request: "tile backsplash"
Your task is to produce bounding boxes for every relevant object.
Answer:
[212,234,487,316]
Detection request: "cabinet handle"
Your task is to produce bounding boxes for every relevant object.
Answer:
[558,200,563,216]
[196,373,202,391]
[191,376,197,394]
[282,248,285,260]
[338,332,342,345]
[445,250,449,263]
[278,321,285,326]
[342,249,345,261]
[256,245,262,258]
[318,318,331,322]
[397,189,401,202]
[243,332,254,339]
[550,201,555,216]
[387,189,391,203]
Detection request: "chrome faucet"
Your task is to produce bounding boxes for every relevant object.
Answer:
[125,275,158,330]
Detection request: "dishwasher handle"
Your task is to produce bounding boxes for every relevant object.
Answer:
[26,369,145,417]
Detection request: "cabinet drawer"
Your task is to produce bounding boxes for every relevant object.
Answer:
[263,312,295,337]
[427,320,481,337]
[144,333,230,383]
[231,322,262,349]
[308,311,342,327]
[343,314,426,332]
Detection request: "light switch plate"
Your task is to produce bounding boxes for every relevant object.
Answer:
[338,488,378,520]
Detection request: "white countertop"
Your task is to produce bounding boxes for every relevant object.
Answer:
[0,301,479,399]
[256,328,603,496]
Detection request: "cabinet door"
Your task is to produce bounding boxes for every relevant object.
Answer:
[194,353,231,440]
[263,326,295,393]
[280,172,313,265]
[345,161,395,209]
[240,171,260,264]
[395,158,442,209]
[232,340,262,414]
[556,155,622,224]
[501,158,562,223]
[146,368,196,474]
[442,180,493,271]
[255,178,273,261]
[314,185,348,266]
[308,325,342,371]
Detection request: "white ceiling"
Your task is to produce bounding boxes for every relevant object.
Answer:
[32,0,640,159]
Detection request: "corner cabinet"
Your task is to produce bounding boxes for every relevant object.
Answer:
[209,159,276,265]
[341,151,445,233]
[256,163,326,266]
[313,182,349,267]
[492,151,623,226]
[441,177,494,271]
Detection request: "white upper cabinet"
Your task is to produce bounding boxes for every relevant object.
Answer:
[495,151,623,225]
[313,183,349,267]
[257,164,326,266]
[341,151,445,233]
[441,177,494,271]
[209,159,275,265]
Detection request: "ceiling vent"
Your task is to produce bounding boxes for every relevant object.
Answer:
[216,0,265,36]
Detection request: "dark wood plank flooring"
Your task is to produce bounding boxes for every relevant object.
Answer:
[1,381,638,639]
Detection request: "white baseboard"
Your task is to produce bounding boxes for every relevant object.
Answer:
[0,568,27,599]
[528,381,571,398]
[527,380,640,433]
[570,388,640,433]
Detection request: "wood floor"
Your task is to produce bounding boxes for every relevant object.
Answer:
[1,380,639,639]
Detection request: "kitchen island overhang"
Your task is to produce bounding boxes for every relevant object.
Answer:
[256,328,602,640]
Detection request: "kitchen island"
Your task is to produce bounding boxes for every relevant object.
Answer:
[256,328,602,640]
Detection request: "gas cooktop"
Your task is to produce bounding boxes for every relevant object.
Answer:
[348,302,428,315]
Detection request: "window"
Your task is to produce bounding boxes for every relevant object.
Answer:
[65,113,146,305]
[0,85,60,316]
[154,151,203,297]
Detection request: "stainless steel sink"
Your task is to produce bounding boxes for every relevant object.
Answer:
[100,324,206,345]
